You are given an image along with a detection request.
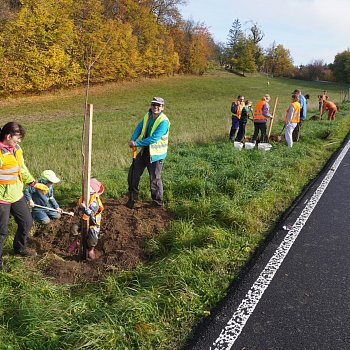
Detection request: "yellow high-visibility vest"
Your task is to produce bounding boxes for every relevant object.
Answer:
[79,194,104,226]
[0,145,23,185]
[141,112,170,159]
[284,101,300,123]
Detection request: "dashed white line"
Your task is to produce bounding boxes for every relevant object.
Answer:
[210,139,350,350]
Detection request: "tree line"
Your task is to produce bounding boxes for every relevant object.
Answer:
[219,18,350,84]
[1,2,349,97]
[0,0,215,95]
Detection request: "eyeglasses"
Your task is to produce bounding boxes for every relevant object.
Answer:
[151,103,162,107]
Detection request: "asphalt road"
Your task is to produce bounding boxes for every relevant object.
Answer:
[186,136,350,350]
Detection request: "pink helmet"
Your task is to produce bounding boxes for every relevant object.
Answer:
[90,178,104,195]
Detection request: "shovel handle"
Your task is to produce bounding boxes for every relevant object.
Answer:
[132,146,137,159]
[33,204,74,216]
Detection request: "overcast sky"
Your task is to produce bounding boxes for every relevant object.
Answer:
[179,0,350,66]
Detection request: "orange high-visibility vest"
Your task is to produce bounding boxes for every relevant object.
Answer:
[284,101,300,123]
[253,100,269,122]
[79,194,104,226]
[231,101,245,119]
[0,145,23,185]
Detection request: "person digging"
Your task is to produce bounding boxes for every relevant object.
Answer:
[24,170,63,224]
[126,97,170,209]
[69,178,104,260]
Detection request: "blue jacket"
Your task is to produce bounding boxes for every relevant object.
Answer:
[24,179,59,210]
[130,112,170,162]
[299,95,307,120]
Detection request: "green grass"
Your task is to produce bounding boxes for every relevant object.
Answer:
[0,71,350,349]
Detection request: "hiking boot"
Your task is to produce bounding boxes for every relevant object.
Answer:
[126,199,135,209]
[14,249,37,257]
[152,200,163,207]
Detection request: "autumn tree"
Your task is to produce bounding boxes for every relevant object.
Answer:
[264,41,294,77]
[0,0,81,94]
[0,0,212,95]
[330,50,350,83]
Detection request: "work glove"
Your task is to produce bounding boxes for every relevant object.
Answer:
[34,183,49,195]
[28,200,35,207]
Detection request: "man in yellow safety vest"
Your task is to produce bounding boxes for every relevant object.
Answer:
[127,97,170,208]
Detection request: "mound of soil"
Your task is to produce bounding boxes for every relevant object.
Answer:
[27,197,171,284]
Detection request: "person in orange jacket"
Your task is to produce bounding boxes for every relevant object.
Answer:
[252,94,272,143]
[321,100,337,121]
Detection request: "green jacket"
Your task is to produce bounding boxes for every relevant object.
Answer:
[0,146,35,203]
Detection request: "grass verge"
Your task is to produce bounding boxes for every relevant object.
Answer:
[0,72,349,349]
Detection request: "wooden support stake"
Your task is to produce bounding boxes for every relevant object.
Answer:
[267,97,278,141]
[81,103,93,259]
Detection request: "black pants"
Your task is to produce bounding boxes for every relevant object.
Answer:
[292,119,304,142]
[0,196,33,262]
[236,121,247,142]
[252,122,267,143]
[128,149,164,202]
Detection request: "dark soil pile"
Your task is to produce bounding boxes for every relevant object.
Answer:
[27,197,171,284]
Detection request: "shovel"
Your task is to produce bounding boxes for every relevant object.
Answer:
[33,204,74,216]
[126,146,137,209]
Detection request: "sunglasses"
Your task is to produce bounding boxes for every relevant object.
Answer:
[151,103,162,107]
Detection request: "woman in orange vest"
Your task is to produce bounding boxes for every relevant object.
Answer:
[284,94,301,148]
[0,122,38,270]
[321,100,337,121]
[252,94,272,143]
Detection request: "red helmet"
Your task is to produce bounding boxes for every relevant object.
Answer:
[90,178,104,195]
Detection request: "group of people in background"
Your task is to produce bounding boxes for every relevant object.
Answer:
[229,88,337,148]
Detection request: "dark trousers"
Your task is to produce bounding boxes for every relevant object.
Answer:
[292,118,304,142]
[236,121,247,142]
[128,150,164,202]
[0,196,33,261]
[252,122,267,143]
[229,116,240,140]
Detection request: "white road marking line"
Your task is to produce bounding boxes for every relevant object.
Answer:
[211,140,350,350]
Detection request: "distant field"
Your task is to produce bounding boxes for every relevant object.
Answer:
[1,71,350,350]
